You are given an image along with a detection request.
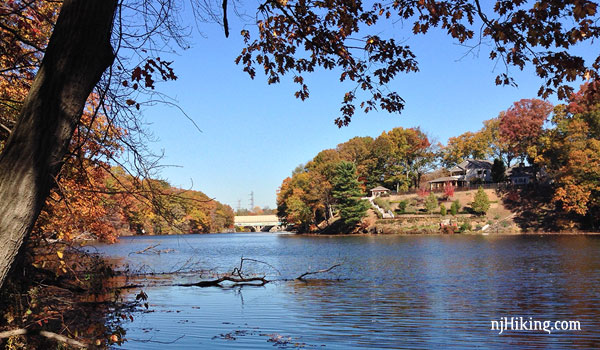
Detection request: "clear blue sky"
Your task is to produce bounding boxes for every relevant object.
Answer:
[140,10,593,211]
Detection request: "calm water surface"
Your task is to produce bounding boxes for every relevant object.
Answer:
[92,233,600,349]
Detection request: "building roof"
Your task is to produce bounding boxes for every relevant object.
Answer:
[506,164,534,177]
[450,159,493,172]
[370,186,391,192]
[428,176,462,183]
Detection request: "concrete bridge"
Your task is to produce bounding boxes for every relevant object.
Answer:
[234,215,285,232]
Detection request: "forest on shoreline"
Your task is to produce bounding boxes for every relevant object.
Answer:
[277,84,600,233]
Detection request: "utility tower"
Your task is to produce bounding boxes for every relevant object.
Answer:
[249,191,254,210]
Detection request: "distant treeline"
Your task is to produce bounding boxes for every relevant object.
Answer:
[34,165,234,242]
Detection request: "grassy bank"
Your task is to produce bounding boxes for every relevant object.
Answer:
[368,186,592,234]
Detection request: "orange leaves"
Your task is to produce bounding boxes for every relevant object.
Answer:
[553,182,591,216]
[1,1,60,146]
[542,82,600,221]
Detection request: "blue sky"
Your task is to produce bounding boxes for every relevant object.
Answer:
[140,10,592,211]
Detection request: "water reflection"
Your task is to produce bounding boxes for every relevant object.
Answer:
[92,234,600,349]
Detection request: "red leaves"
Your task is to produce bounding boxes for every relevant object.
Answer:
[498,98,553,159]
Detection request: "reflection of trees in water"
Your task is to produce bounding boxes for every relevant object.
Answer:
[281,237,600,348]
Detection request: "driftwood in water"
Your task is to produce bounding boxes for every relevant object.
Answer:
[178,257,271,287]
[177,257,342,287]
[179,275,269,287]
[296,263,341,280]
[129,244,175,255]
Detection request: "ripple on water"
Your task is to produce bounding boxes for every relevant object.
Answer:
[90,233,600,349]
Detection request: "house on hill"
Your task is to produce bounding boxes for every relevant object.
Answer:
[428,159,493,190]
[506,163,536,185]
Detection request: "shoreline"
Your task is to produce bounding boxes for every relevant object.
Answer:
[81,229,600,244]
[286,230,600,237]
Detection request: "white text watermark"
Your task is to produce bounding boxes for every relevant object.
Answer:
[491,317,581,335]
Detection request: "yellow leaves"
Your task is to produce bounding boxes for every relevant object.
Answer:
[553,183,590,216]
[56,251,64,259]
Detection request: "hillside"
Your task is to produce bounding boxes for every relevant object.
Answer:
[370,186,577,234]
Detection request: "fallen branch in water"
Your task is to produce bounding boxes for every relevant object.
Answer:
[178,257,271,287]
[129,244,175,255]
[129,243,160,255]
[296,263,341,281]
[156,258,342,287]
[179,275,269,287]
[0,328,87,348]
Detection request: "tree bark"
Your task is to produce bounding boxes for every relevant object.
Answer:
[0,0,117,289]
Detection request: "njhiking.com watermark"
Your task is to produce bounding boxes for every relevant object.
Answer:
[491,317,581,335]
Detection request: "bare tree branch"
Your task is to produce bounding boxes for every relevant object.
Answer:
[296,263,341,280]
[0,328,87,349]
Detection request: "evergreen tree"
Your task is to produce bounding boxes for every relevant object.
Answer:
[425,191,438,214]
[471,186,491,215]
[440,203,447,216]
[332,161,370,227]
[491,158,506,183]
[450,199,460,216]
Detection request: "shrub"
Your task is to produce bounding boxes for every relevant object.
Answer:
[425,192,438,214]
[397,200,408,214]
[443,183,455,199]
[450,199,460,216]
[405,200,417,214]
[440,203,447,216]
[440,225,455,234]
[459,221,472,232]
[471,186,491,216]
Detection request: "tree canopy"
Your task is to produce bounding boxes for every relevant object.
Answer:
[239,0,599,125]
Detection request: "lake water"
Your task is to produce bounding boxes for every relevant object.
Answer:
[91,233,600,349]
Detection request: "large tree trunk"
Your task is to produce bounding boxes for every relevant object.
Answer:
[0,0,117,289]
